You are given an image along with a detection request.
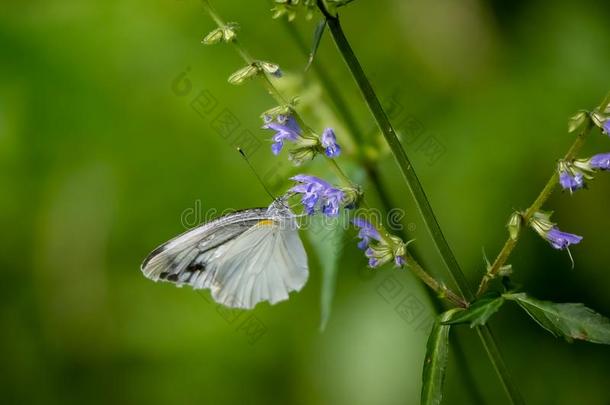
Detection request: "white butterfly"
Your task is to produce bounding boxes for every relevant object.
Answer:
[141,199,308,309]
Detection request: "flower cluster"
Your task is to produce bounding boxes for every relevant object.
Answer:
[271,0,316,21]
[289,175,359,217]
[353,218,406,268]
[529,211,582,251]
[262,113,342,164]
[558,152,610,192]
[202,23,238,44]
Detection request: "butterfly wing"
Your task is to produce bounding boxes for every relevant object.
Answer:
[141,203,308,309]
[210,216,308,309]
[141,208,269,288]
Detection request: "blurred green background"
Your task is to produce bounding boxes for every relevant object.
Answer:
[2,0,609,404]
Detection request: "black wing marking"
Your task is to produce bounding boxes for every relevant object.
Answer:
[140,208,269,288]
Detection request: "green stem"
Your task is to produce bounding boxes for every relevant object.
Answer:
[280,15,486,402]
[320,8,472,299]
[476,121,594,297]
[318,5,523,404]
[476,326,525,404]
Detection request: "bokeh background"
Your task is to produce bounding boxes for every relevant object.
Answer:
[2,0,609,404]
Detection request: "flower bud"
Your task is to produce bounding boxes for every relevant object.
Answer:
[288,142,317,166]
[567,110,588,133]
[258,61,282,78]
[228,64,260,85]
[590,111,607,129]
[222,23,238,42]
[507,212,522,240]
[341,185,362,209]
[202,28,224,45]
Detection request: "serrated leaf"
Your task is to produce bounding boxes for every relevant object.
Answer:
[305,19,326,72]
[506,293,610,344]
[443,294,504,328]
[307,213,346,332]
[421,308,461,405]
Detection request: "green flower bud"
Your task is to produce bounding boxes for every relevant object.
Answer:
[529,211,554,237]
[498,264,513,277]
[507,211,522,240]
[590,111,607,128]
[288,138,318,165]
[567,110,588,133]
[222,23,238,42]
[227,64,260,85]
[257,61,282,77]
[202,28,224,45]
[341,185,363,209]
[261,104,293,120]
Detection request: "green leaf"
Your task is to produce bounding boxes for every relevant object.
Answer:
[506,293,610,344]
[421,308,461,405]
[307,213,346,332]
[305,19,326,72]
[443,294,505,328]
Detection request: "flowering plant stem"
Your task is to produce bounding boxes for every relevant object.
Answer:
[477,123,594,297]
[317,5,524,404]
[200,0,467,308]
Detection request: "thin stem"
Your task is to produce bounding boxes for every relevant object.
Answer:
[317,5,523,404]
[406,252,465,307]
[319,8,472,300]
[476,122,593,297]
[476,326,525,404]
[280,15,486,401]
[201,0,466,308]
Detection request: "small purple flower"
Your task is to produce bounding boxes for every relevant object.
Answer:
[289,175,344,217]
[559,171,584,192]
[394,255,406,267]
[364,248,379,268]
[352,218,381,250]
[603,120,610,135]
[321,128,341,158]
[546,227,583,250]
[590,153,610,170]
[263,115,301,155]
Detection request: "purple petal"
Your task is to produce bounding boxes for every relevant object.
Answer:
[546,227,583,250]
[352,218,381,241]
[559,171,584,191]
[321,128,341,158]
[590,153,610,170]
[368,257,379,268]
[603,120,610,135]
[394,255,406,267]
[357,238,369,250]
[271,141,283,155]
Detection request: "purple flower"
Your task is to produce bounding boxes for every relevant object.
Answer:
[603,120,610,135]
[590,153,610,170]
[394,255,406,267]
[559,171,584,192]
[263,115,301,155]
[352,218,381,250]
[546,227,583,250]
[321,128,341,158]
[289,175,344,217]
[364,248,378,267]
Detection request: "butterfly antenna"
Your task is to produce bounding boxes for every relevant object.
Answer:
[237,148,277,201]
